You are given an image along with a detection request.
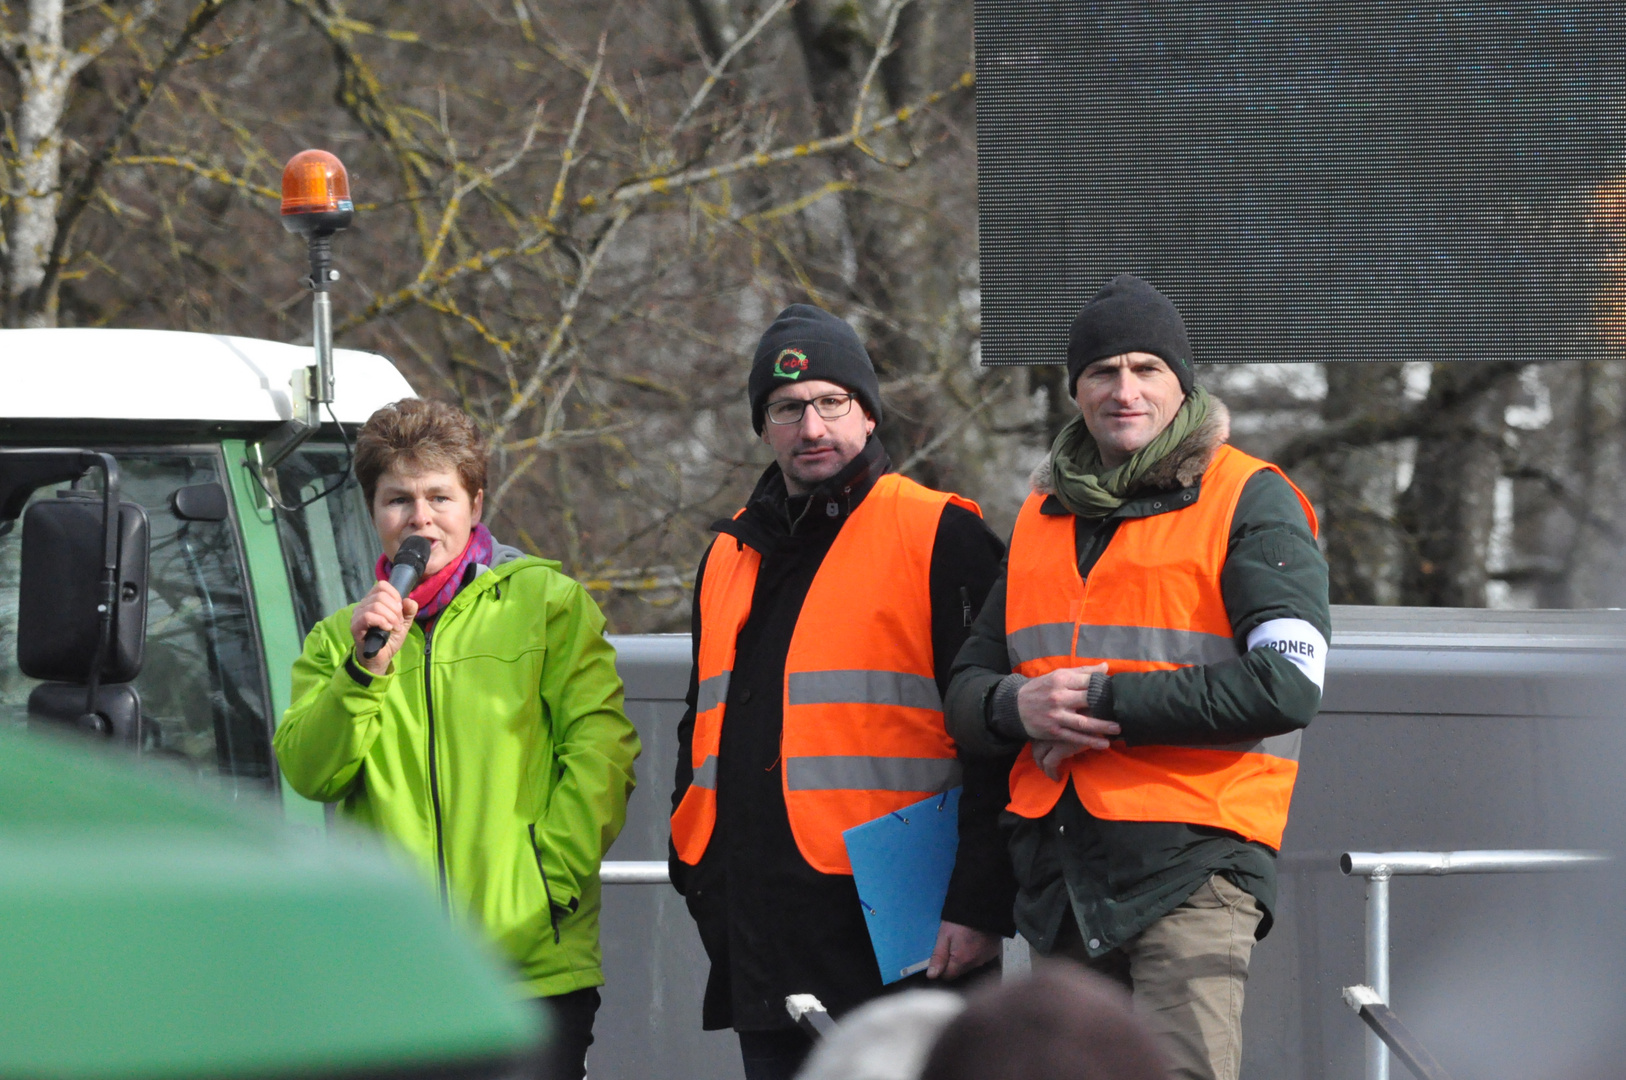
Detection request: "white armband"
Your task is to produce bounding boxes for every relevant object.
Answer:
[1246,618,1327,690]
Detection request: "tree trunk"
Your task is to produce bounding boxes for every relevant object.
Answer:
[790,0,944,485]
[7,0,75,327]
[1397,363,1517,606]
[1318,362,1405,604]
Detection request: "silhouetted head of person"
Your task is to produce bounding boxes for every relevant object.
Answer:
[918,964,1169,1080]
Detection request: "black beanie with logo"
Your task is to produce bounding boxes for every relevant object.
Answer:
[1066,275,1195,397]
[748,304,883,434]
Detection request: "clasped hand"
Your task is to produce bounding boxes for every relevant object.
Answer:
[1015,663,1118,780]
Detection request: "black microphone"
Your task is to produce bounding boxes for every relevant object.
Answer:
[361,534,433,660]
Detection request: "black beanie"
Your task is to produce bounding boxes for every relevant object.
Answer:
[748,304,883,434]
[1066,275,1194,397]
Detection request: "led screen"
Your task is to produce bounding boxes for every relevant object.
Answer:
[975,0,1626,365]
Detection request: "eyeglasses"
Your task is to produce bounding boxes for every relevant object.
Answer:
[764,393,856,425]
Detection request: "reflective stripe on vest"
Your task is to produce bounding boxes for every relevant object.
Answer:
[786,755,963,792]
[671,473,977,873]
[1003,444,1318,850]
[788,670,943,710]
[668,523,758,866]
[696,670,731,714]
[1007,622,1239,669]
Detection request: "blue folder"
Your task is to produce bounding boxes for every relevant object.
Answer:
[842,786,962,984]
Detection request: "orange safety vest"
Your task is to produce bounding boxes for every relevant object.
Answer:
[671,473,978,875]
[1004,443,1318,850]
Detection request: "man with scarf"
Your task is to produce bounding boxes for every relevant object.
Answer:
[274,398,639,1080]
[944,276,1330,1080]
[668,305,1016,1080]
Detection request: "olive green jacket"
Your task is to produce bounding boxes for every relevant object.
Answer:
[274,556,640,997]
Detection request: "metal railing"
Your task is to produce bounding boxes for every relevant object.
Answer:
[611,848,1614,1078]
[1340,849,1609,1080]
[601,860,670,884]
[604,859,1043,982]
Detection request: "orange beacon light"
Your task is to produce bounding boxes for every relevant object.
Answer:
[275,149,356,419]
[280,149,353,237]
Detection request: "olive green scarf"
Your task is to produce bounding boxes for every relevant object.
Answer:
[1048,385,1212,518]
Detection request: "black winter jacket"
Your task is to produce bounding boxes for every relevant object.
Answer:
[669,437,1015,1030]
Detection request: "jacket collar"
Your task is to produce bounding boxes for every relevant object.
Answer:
[1033,397,1231,519]
[715,436,891,550]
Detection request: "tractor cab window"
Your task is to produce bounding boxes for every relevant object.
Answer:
[269,443,380,638]
[0,449,275,793]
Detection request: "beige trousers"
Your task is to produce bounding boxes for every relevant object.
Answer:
[1049,874,1263,1080]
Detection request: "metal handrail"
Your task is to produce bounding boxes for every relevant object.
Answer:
[1341,849,1610,1080]
[1341,849,1606,876]
[602,860,670,884]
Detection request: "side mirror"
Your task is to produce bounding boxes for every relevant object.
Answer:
[28,683,144,744]
[17,493,150,683]
[1,451,152,736]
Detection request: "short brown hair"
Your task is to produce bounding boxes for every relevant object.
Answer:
[354,398,488,508]
[918,965,1168,1080]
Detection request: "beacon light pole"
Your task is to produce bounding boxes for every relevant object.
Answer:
[257,150,355,482]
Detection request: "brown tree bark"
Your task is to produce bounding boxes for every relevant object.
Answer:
[1318,362,1405,604]
[789,0,954,488]
[1397,362,1519,607]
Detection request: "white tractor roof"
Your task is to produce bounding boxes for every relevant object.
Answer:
[0,328,416,424]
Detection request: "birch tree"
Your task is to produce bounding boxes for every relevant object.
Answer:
[1,0,236,327]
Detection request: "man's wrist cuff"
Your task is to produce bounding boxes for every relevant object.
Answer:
[988,673,1029,743]
[1087,673,1114,719]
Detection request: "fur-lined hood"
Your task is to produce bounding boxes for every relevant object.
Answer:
[1031,396,1232,497]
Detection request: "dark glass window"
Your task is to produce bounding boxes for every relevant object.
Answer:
[271,445,380,638]
[0,449,276,791]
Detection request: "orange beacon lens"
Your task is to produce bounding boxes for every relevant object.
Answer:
[281,150,352,216]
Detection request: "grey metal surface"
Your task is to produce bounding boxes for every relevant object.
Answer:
[591,633,742,1080]
[1341,850,1611,876]
[1365,868,1391,1080]
[600,861,670,884]
[1340,850,1611,1080]
[589,608,1626,1080]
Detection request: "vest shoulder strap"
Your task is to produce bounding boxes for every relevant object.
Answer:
[1209,444,1319,538]
[872,472,983,519]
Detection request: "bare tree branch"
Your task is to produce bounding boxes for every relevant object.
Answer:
[849,0,909,136]
[546,30,605,223]
[669,0,794,138]
[582,69,972,208]
[1273,361,1522,469]
[67,0,159,78]
[682,0,737,64]
[21,0,240,324]
[895,372,1011,474]
[111,154,280,199]
[286,0,440,252]
[1504,462,1626,545]
[492,202,633,442]
[419,99,546,283]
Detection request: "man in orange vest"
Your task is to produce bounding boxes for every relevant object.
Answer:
[944,276,1330,1080]
[669,304,1016,1080]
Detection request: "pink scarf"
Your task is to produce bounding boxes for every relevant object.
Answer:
[374,523,495,623]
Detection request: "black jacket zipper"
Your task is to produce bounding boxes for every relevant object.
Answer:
[425,634,449,911]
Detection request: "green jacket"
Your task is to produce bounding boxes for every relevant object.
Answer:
[274,556,641,998]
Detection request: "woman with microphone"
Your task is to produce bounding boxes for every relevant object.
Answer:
[274,398,640,1080]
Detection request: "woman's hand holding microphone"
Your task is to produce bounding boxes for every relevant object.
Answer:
[350,535,431,676]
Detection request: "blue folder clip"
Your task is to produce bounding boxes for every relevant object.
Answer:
[843,786,962,984]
